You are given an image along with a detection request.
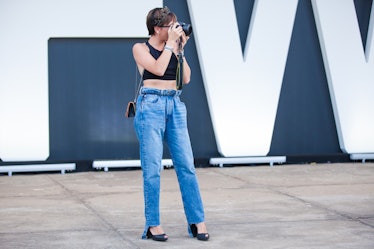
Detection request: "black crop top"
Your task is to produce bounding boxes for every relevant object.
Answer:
[143,41,178,80]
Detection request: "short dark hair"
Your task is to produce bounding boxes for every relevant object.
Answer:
[146,6,177,35]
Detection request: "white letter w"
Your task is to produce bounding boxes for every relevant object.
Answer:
[188,0,298,157]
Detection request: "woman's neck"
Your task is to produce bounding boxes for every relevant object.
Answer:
[148,36,165,51]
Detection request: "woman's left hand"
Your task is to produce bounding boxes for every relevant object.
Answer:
[180,33,189,49]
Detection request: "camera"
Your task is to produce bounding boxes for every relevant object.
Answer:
[177,22,192,36]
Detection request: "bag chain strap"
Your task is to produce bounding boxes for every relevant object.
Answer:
[134,66,143,102]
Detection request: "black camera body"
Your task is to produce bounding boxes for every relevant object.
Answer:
[177,22,192,36]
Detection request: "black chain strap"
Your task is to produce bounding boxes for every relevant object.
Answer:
[176,40,184,90]
[133,66,143,102]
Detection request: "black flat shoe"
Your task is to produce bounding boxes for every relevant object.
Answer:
[146,227,168,242]
[190,224,210,241]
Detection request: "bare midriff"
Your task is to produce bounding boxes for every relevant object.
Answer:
[143,79,177,90]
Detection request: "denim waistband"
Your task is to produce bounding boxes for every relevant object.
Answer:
[140,87,182,96]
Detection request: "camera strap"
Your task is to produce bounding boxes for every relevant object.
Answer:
[176,53,183,90]
[176,41,184,90]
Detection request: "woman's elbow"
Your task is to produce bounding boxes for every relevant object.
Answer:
[153,68,166,77]
[183,76,191,84]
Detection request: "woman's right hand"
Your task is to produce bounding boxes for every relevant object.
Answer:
[168,22,184,44]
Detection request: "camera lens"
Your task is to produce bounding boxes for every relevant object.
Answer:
[179,22,192,36]
[183,24,192,36]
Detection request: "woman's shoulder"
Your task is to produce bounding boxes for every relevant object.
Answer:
[133,42,148,50]
[133,42,150,57]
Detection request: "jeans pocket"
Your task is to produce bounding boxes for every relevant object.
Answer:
[143,94,159,103]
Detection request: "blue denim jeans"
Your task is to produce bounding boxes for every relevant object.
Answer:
[134,87,205,239]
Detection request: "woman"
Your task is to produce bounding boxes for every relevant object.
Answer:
[132,6,209,242]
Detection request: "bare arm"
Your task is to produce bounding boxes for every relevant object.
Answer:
[132,42,174,77]
[132,23,183,77]
[179,32,191,84]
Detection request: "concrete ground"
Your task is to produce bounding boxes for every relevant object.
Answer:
[0,162,373,249]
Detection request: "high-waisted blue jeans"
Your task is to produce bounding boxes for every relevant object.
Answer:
[134,87,205,239]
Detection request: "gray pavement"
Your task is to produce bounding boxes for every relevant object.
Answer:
[0,162,373,249]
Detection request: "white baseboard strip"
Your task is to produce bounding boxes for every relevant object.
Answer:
[0,163,76,176]
[209,156,286,167]
[350,153,374,163]
[92,159,173,172]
